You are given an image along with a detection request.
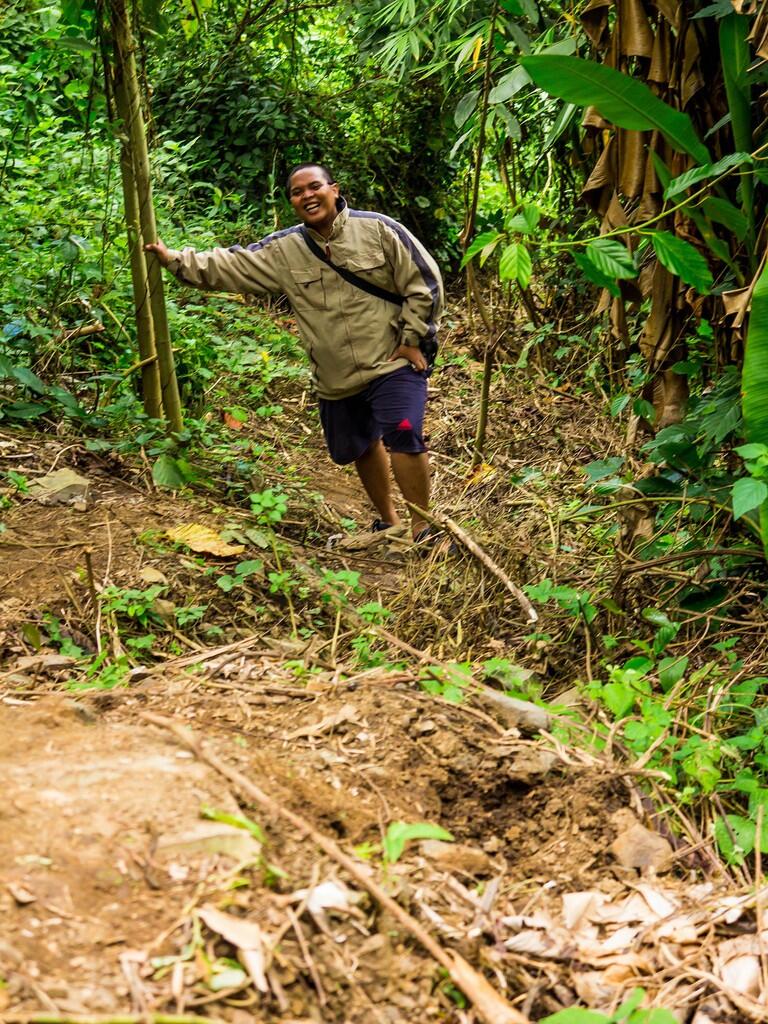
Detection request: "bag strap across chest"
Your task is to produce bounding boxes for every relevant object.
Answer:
[300,227,403,307]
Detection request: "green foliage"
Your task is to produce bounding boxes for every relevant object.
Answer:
[583,238,636,280]
[67,651,132,692]
[419,661,473,703]
[742,261,768,556]
[524,579,597,625]
[249,488,288,525]
[649,232,713,294]
[382,821,454,863]
[519,55,709,163]
[216,560,264,593]
[99,584,166,628]
[541,988,676,1024]
[663,152,752,201]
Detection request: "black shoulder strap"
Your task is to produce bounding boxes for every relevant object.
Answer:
[300,227,403,307]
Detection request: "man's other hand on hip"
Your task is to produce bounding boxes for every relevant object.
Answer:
[390,344,427,372]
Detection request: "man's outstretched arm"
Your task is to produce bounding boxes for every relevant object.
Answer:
[144,237,283,296]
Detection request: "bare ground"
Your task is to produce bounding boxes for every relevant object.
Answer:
[0,355,764,1023]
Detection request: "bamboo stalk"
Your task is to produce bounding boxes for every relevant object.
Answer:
[112,71,161,419]
[110,0,182,432]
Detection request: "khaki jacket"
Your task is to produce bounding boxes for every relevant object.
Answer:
[167,200,444,399]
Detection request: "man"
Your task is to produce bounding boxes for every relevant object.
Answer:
[145,163,444,540]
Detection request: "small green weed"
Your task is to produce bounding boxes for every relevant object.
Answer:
[541,988,676,1023]
[249,487,288,525]
[419,661,473,703]
[383,821,454,863]
[99,584,166,628]
[67,651,131,691]
[524,579,597,624]
[216,559,263,593]
[44,614,85,658]
[5,470,29,493]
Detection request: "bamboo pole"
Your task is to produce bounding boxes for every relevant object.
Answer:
[112,73,162,420]
[109,0,183,432]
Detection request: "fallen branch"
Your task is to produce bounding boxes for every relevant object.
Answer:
[1,1015,226,1024]
[141,713,530,1024]
[58,321,105,343]
[475,686,551,733]
[405,502,538,623]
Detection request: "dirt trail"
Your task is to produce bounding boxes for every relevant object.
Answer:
[0,676,621,1021]
[0,372,762,1022]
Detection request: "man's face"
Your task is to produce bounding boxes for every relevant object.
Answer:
[288,167,340,233]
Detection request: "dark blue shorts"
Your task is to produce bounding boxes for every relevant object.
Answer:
[319,366,428,465]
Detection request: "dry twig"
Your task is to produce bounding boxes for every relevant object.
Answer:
[404,501,538,622]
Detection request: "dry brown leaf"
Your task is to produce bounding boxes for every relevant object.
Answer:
[562,890,605,930]
[223,411,246,430]
[139,566,168,585]
[197,904,269,992]
[7,882,36,905]
[466,462,496,488]
[504,930,560,956]
[166,523,245,557]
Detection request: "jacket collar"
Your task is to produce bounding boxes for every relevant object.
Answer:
[306,197,349,243]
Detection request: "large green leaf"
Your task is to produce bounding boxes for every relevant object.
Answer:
[152,453,187,489]
[663,152,751,201]
[542,102,579,153]
[743,263,768,447]
[720,15,752,153]
[498,243,532,288]
[488,66,529,105]
[573,252,620,297]
[460,231,499,268]
[1,401,49,421]
[720,14,755,252]
[454,89,480,129]
[651,152,734,270]
[584,237,637,279]
[701,197,748,241]
[519,55,709,163]
[743,261,768,557]
[650,232,713,294]
[732,478,768,520]
[11,365,47,394]
[714,814,757,865]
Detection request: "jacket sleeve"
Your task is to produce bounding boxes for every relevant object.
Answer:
[379,221,444,348]
[166,241,284,296]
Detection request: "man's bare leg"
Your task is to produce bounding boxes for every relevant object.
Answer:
[354,440,401,527]
[390,451,430,538]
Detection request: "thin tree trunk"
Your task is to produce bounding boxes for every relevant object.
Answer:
[464,3,499,470]
[110,0,183,432]
[113,76,161,419]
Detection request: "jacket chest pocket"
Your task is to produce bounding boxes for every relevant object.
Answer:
[343,247,387,280]
[291,269,327,311]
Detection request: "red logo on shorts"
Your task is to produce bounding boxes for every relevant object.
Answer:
[398,418,413,430]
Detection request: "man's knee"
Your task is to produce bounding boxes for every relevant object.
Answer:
[382,418,426,455]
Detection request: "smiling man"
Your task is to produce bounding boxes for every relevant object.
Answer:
[145,163,444,542]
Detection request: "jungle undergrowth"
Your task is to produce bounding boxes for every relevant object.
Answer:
[4,294,768,880]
